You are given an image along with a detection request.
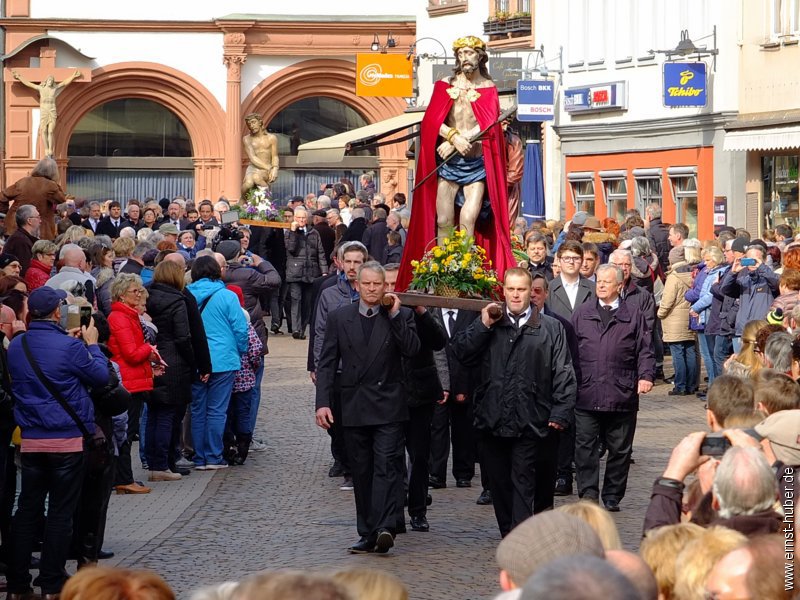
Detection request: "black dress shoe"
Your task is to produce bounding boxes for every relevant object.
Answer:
[97,549,115,560]
[456,479,472,488]
[292,331,301,339]
[668,389,688,396]
[604,499,621,512]
[476,489,493,505]
[270,326,284,335]
[663,376,674,385]
[410,515,429,532]
[428,476,446,489]
[374,529,394,553]
[554,477,573,496]
[348,537,375,554]
[426,493,433,506]
[328,462,344,478]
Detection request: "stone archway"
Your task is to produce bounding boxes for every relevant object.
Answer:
[55,62,226,200]
[242,59,410,196]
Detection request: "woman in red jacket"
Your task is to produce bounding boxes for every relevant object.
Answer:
[108,273,157,494]
[24,240,57,291]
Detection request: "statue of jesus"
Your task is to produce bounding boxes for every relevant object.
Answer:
[12,69,82,157]
[242,113,279,197]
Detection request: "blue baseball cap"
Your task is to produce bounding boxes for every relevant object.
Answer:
[28,286,67,318]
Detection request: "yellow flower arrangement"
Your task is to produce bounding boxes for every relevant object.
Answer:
[409,227,500,298]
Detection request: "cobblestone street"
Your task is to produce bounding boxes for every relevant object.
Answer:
[102,336,703,599]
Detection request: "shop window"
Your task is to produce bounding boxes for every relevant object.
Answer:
[68,98,191,157]
[568,172,596,215]
[668,167,698,238]
[267,97,373,157]
[634,168,663,216]
[601,170,628,222]
[762,155,799,232]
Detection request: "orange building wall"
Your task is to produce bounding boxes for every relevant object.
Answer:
[564,147,715,241]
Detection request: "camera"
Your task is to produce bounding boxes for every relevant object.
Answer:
[700,429,761,457]
[211,211,244,251]
[740,258,757,267]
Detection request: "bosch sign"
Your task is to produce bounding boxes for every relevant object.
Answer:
[564,81,627,114]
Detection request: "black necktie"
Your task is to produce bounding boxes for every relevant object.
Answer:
[603,305,612,312]
[511,313,523,330]
[447,311,457,338]
[113,220,119,229]
[366,308,375,317]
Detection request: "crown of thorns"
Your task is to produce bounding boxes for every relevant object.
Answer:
[452,36,486,51]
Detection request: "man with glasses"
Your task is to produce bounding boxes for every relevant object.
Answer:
[3,204,40,275]
[546,240,595,497]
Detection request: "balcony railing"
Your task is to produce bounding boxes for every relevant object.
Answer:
[483,15,532,36]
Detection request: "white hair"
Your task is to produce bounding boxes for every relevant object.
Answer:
[713,446,779,519]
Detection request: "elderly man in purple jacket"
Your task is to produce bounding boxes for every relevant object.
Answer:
[570,263,655,512]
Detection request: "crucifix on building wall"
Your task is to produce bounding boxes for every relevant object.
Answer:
[4,47,91,157]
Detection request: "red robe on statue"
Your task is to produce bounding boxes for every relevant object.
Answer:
[397,80,515,291]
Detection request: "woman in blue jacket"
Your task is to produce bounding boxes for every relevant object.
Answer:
[187,256,248,469]
[687,246,727,385]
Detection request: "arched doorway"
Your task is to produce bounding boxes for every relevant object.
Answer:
[67,99,194,203]
[266,96,378,199]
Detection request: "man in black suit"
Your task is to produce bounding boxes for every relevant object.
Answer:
[430,307,486,498]
[315,261,420,554]
[81,201,103,234]
[95,201,129,238]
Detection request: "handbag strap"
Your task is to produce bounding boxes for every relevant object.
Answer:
[21,334,92,439]
[198,288,222,314]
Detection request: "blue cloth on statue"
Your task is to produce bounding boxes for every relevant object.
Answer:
[438,155,491,220]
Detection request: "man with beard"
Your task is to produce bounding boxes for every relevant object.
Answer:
[397,35,514,291]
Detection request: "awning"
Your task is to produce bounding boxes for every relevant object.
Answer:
[723,125,800,152]
[296,111,424,164]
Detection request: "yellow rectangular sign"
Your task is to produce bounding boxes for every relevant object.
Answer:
[356,54,413,97]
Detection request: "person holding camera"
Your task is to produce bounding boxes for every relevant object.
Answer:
[286,207,327,340]
[6,286,110,599]
[719,243,779,353]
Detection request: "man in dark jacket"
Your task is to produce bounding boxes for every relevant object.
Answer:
[285,207,327,339]
[251,225,290,335]
[570,264,655,512]
[547,240,595,320]
[7,287,110,598]
[3,204,39,275]
[385,264,447,533]
[645,203,671,274]
[315,262,420,554]
[341,207,368,244]
[94,201,129,239]
[362,207,390,264]
[452,267,577,537]
[312,209,335,264]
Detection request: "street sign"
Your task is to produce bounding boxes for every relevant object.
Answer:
[431,57,522,92]
[516,79,555,121]
[663,62,707,108]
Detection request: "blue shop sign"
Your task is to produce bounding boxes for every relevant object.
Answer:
[663,62,707,107]
[563,81,627,114]
[516,79,554,122]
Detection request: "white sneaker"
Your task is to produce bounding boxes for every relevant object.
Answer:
[204,463,229,470]
[149,470,181,481]
[250,439,267,452]
[340,477,354,491]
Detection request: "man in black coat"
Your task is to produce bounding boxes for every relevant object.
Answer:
[385,265,447,533]
[570,264,655,512]
[341,207,368,244]
[315,262,420,554]
[285,207,327,339]
[312,209,335,265]
[362,207,389,264]
[645,203,671,275]
[452,268,577,537]
[94,201,129,239]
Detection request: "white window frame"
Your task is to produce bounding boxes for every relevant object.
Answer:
[668,166,699,237]
[600,170,628,221]
[633,168,663,216]
[568,171,596,214]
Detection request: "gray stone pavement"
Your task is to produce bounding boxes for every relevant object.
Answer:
[96,336,707,599]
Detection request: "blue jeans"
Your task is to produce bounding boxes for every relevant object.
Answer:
[698,333,717,384]
[732,336,742,354]
[139,402,148,466]
[8,451,85,595]
[191,371,236,466]
[248,362,265,433]
[669,341,698,393]
[229,387,256,437]
[713,335,733,378]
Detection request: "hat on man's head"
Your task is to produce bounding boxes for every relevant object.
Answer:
[571,211,588,227]
[668,246,685,265]
[583,216,602,231]
[28,286,68,318]
[217,240,241,262]
[0,254,19,270]
[731,237,748,254]
[755,409,800,466]
[495,512,604,586]
[159,223,179,235]
[312,209,327,218]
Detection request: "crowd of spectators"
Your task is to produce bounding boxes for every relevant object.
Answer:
[0,158,795,598]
